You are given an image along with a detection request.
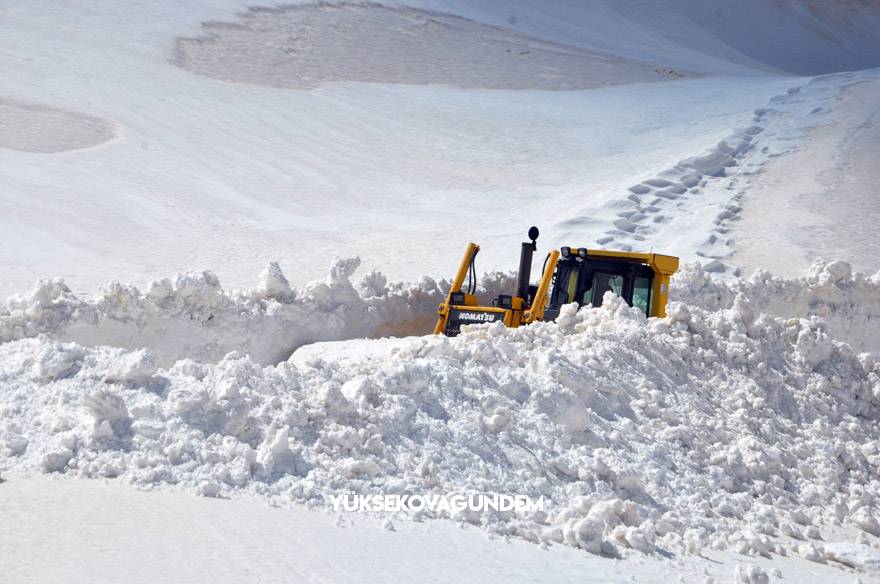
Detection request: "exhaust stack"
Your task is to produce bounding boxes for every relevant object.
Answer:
[517,226,540,304]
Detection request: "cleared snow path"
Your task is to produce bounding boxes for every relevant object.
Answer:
[731,74,880,277]
[557,69,880,276]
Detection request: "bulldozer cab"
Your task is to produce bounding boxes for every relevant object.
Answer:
[545,250,671,320]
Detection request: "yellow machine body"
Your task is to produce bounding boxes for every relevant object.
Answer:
[434,233,679,337]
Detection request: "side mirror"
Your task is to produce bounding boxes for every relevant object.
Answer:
[528,226,539,242]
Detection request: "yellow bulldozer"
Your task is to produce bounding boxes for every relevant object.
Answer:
[434,227,679,336]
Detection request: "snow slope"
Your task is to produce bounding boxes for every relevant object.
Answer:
[332,0,880,76]
[175,3,681,90]
[2,1,880,296]
[731,75,880,277]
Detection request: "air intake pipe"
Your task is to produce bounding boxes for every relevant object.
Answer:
[517,226,540,305]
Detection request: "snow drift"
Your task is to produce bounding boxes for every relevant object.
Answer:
[674,259,880,356]
[0,258,523,367]
[2,260,880,565]
[0,258,435,367]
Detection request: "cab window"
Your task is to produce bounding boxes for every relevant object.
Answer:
[581,279,593,305]
[591,273,623,307]
[632,275,653,316]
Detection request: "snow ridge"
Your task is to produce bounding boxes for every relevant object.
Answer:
[0,257,440,367]
[0,258,523,367]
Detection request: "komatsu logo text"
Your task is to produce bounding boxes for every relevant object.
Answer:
[457,311,499,322]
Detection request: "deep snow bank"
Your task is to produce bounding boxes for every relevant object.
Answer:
[2,261,880,566]
[673,259,880,355]
[0,258,492,367]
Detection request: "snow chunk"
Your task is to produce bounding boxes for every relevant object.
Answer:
[733,564,769,584]
[824,542,880,573]
[102,349,158,384]
[30,340,83,381]
[257,261,294,302]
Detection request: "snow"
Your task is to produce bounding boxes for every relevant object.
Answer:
[672,259,880,355]
[383,0,880,76]
[4,257,877,368]
[824,542,880,573]
[2,261,880,574]
[574,68,880,277]
[1,476,868,584]
[3,0,880,581]
[0,257,458,366]
[0,98,117,154]
[732,75,880,277]
[2,1,879,296]
[176,3,682,90]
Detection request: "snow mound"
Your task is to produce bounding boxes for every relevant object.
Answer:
[2,276,880,562]
[3,256,878,366]
[674,259,880,355]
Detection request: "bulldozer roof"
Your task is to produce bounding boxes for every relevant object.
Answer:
[561,248,679,275]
